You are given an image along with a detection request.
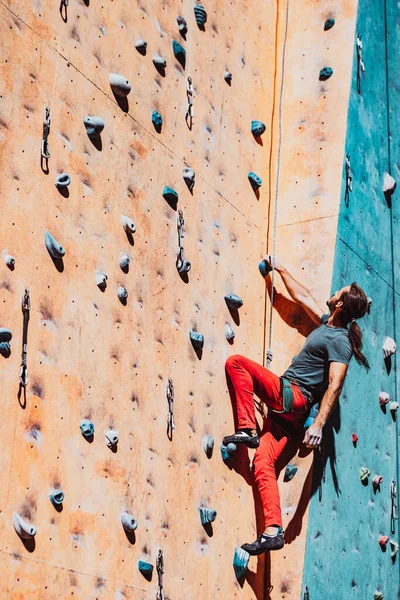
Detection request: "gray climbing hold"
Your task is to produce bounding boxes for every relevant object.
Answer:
[121,512,138,532]
[199,507,216,525]
[172,40,186,68]
[383,172,396,197]
[135,38,147,55]
[221,442,236,463]
[194,4,207,27]
[225,324,235,341]
[202,434,214,458]
[324,18,335,30]
[153,53,167,68]
[224,71,232,84]
[284,464,298,481]
[233,547,250,580]
[96,271,108,289]
[162,186,178,206]
[251,120,266,137]
[0,327,11,358]
[319,67,333,81]
[177,16,187,36]
[49,489,64,506]
[80,418,94,438]
[45,231,65,259]
[2,250,15,268]
[248,171,262,190]
[120,253,130,270]
[138,560,154,577]
[13,512,37,539]
[121,215,136,234]
[190,330,204,350]
[224,294,243,310]
[55,173,70,188]
[109,73,131,97]
[183,167,195,192]
[105,429,119,448]
[83,116,104,138]
[152,110,163,133]
[118,286,128,302]
[390,539,399,559]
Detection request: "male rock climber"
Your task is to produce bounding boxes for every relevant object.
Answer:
[223,256,370,555]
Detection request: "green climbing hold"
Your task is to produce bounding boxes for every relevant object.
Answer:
[284,464,298,481]
[248,172,262,190]
[319,67,333,81]
[172,40,186,68]
[221,442,236,463]
[251,120,266,137]
[162,186,178,206]
[233,547,250,580]
[324,18,335,31]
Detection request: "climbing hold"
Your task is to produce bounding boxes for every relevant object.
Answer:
[233,547,250,580]
[183,167,195,192]
[319,67,333,81]
[220,442,237,463]
[379,392,390,407]
[284,464,298,481]
[304,404,319,429]
[352,432,358,444]
[120,253,130,270]
[390,401,399,413]
[13,512,37,539]
[45,231,65,259]
[105,429,119,448]
[190,330,204,350]
[0,327,12,358]
[121,512,138,532]
[383,336,396,359]
[162,186,178,206]
[359,467,371,482]
[251,120,266,137]
[118,286,128,303]
[259,258,272,278]
[248,172,262,190]
[390,539,399,559]
[225,324,235,341]
[80,419,94,438]
[224,294,243,311]
[367,297,372,313]
[176,16,187,36]
[374,592,384,600]
[109,73,131,97]
[2,251,15,268]
[194,4,207,27]
[55,173,70,188]
[202,434,214,458]
[373,474,384,488]
[49,489,64,506]
[172,40,186,68]
[324,18,335,30]
[153,53,167,69]
[224,71,232,84]
[83,116,104,139]
[152,110,163,133]
[383,172,396,197]
[96,271,108,289]
[199,507,216,525]
[379,535,389,548]
[135,38,147,55]
[138,560,154,578]
[121,215,136,234]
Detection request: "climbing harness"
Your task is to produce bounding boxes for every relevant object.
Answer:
[268,377,294,414]
[19,288,30,387]
[185,77,194,130]
[391,480,398,534]
[156,548,164,600]
[176,210,191,274]
[344,154,352,207]
[41,106,51,160]
[166,378,175,440]
[356,34,365,95]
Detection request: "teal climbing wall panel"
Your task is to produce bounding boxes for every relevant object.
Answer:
[302,2,400,598]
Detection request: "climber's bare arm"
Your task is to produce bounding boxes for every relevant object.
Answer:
[303,362,348,448]
[262,256,325,326]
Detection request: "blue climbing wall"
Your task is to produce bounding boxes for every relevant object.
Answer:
[302,2,400,598]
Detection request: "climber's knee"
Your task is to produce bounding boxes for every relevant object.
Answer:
[225,354,244,372]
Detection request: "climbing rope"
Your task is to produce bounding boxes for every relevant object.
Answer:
[166,378,175,440]
[156,548,164,600]
[19,288,30,387]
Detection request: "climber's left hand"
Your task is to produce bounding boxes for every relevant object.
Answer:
[303,423,323,449]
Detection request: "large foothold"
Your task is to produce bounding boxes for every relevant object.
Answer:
[83,116,104,139]
[251,120,266,137]
[120,253,130,270]
[284,464,298,481]
[390,539,399,559]
[118,286,128,303]
[50,489,64,506]
[225,324,235,341]
[162,186,178,207]
[105,429,119,448]
[199,507,216,525]
[80,419,95,438]
[233,547,250,580]
[203,434,214,458]
[220,442,236,463]
[190,330,204,350]
[379,535,389,548]
[373,474,384,488]
[0,327,12,358]
[96,271,108,290]
[121,215,136,234]
[183,167,195,192]
[109,73,131,97]
[138,560,154,579]
[194,4,207,27]
[121,512,138,532]
[135,38,147,55]
[379,392,390,407]
[177,16,187,36]
[13,512,37,539]
[324,18,335,30]
[172,40,186,68]
[224,71,232,85]
[152,110,163,133]
[224,294,243,310]
[360,467,371,482]
[45,231,65,259]
[319,67,333,81]
[248,171,262,190]
[383,336,396,359]
[55,173,71,189]
[259,258,272,278]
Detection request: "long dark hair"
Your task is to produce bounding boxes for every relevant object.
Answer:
[340,282,370,370]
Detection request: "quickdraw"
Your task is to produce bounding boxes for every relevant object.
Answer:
[185,76,194,130]
[391,480,398,534]
[344,154,352,207]
[166,378,175,441]
[41,106,51,160]
[356,34,365,95]
[19,288,30,387]
[156,548,164,600]
[176,210,191,274]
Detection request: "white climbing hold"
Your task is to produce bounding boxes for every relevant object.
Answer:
[118,286,128,301]
[379,392,390,407]
[225,324,235,341]
[96,271,108,289]
[13,512,37,539]
[121,215,136,234]
[390,539,399,558]
[373,474,384,487]
[183,167,195,191]
[105,429,119,448]
[390,401,399,413]
[2,250,15,267]
[120,253,130,270]
[383,172,396,196]
[121,511,138,532]
[45,230,65,259]
[109,73,131,97]
[383,336,396,359]
[153,53,166,68]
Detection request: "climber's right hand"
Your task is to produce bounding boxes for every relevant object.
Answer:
[263,255,283,272]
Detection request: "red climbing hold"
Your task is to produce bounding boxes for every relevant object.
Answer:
[379,535,389,548]
[352,433,358,443]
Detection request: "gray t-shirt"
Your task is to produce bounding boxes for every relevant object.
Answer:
[281,313,353,404]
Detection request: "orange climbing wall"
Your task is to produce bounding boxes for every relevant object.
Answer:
[0,0,357,598]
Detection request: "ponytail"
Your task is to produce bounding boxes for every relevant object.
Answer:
[342,283,370,370]
[348,320,370,370]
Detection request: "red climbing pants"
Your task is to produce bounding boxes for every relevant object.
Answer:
[225,354,309,528]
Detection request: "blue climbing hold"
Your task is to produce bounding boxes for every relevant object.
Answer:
[233,547,250,580]
[224,294,243,310]
[259,259,272,278]
[251,120,266,137]
[248,172,262,190]
[284,464,298,481]
[83,116,104,138]
[221,442,237,463]
[172,40,186,68]
[138,560,154,577]
[80,418,94,438]
[319,67,333,81]
[50,489,64,506]
[152,110,163,133]
[190,330,204,350]
[162,186,178,206]
[45,231,65,259]
[304,404,319,429]
[55,173,70,188]
[199,507,217,525]
[324,18,335,30]
[194,4,207,27]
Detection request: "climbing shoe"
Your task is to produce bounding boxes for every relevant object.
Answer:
[222,429,260,449]
[241,527,285,555]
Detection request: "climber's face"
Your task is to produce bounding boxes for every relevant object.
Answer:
[326,285,351,313]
